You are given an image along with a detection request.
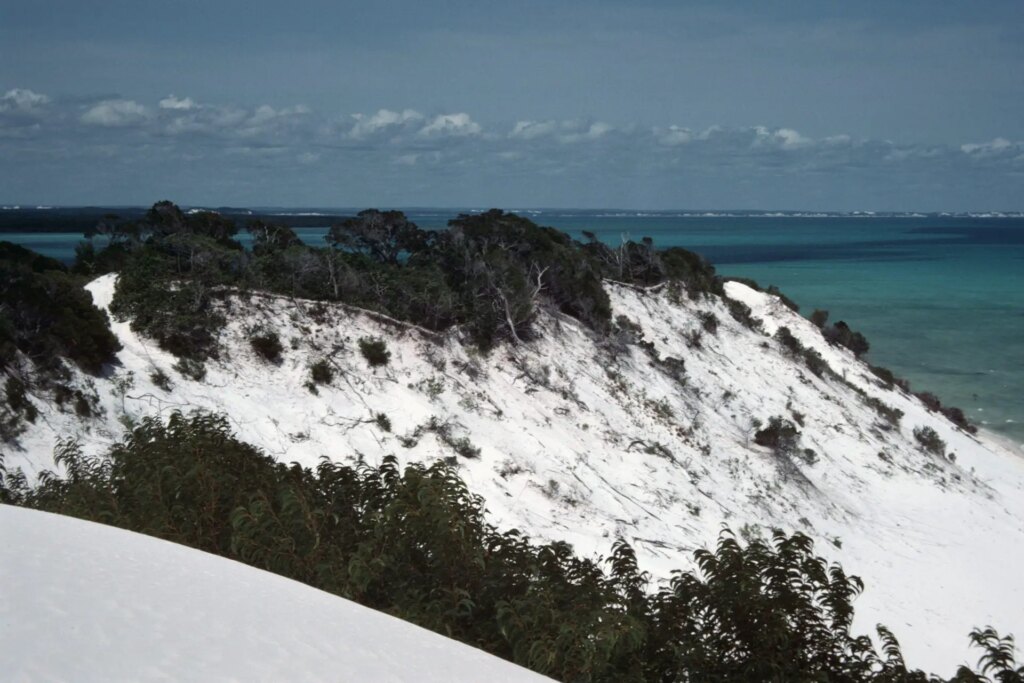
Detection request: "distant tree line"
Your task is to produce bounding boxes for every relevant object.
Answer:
[0,411,1018,682]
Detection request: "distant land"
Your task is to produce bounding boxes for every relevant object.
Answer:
[2,205,1023,233]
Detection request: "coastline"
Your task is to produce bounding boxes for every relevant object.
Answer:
[978,426,1024,460]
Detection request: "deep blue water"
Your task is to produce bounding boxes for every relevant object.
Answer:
[5,211,1023,443]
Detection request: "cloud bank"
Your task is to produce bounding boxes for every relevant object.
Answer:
[1,88,1021,209]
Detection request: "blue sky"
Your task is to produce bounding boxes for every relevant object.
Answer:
[1,0,1022,209]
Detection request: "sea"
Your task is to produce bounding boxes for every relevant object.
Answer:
[5,209,1023,444]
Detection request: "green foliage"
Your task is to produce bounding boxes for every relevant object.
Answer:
[150,368,173,392]
[249,330,284,363]
[309,359,334,385]
[823,320,871,358]
[754,416,801,456]
[358,337,390,367]
[2,411,1012,682]
[775,325,803,356]
[810,308,830,328]
[0,241,121,375]
[766,284,800,312]
[914,426,947,456]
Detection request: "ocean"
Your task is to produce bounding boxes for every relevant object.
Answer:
[4,210,1023,443]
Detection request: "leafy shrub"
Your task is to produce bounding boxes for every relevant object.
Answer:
[802,348,830,378]
[941,406,977,434]
[173,356,206,381]
[724,296,759,330]
[809,309,829,328]
[913,425,947,455]
[775,326,803,356]
[250,331,284,363]
[0,241,121,375]
[754,416,800,455]
[766,285,800,312]
[699,311,719,335]
[915,391,942,412]
[359,337,390,367]
[865,397,904,426]
[309,359,334,385]
[150,369,173,392]
[823,321,870,358]
[374,412,391,432]
[3,411,1017,682]
[869,364,911,391]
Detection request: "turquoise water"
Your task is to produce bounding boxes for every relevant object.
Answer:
[4,212,1022,442]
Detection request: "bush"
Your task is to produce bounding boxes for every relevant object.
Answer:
[802,349,830,378]
[754,416,800,455]
[150,369,173,392]
[0,241,121,376]
[913,425,946,456]
[359,337,390,367]
[309,359,334,385]
[699,311,719,335]
[374,412,391,432]
[823,321,870,358]
[250,330,284,363]
[4,410,1018,682]
[775,326,803,356]
[766,285,800,313]
[809,309,829,328]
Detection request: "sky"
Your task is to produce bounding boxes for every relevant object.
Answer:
[1,0,1022,210]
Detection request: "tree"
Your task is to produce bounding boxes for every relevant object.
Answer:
[327,209,428,264]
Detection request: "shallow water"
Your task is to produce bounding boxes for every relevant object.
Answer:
[4,212,1022,442]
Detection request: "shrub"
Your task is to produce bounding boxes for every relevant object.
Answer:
[173,356,206,381]
[0,242,121,375]
[775,326,803,356]
[5,411,1018,682]
[359,337,390,367]
[699,311,719,335]
[250,331,284,363]
[309,359,334,385]
[915,391,942,412]
[913,425,946,455]
[941,406,977,434]
[754,416,800,455]
[802,348,830,378]
[823,321,870,358]
[809,309,829,328]
[869,364,911,391]
[150,369,173,392]
[374,412,391,432]
[766,285,800,313]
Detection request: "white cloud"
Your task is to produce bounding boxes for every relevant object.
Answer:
[509,120,560,140]
[961,137,1018,158]
[0,88,50,113]
[418,113,481,137]
[348,109,423,139]
[159,95,198,111]
[655,125,693,146]
[751,126,812,150]
[559,121,613,144]
[81,99,149,127]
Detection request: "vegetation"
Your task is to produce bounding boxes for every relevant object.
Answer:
[358,337,391,367]
[249,330,284,363]
[754,416,801,456]
[914,426,948,456]
[309,359,334,385]
[0,241,120,375]
[1,411,1018,682]
[77,202,724,360]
